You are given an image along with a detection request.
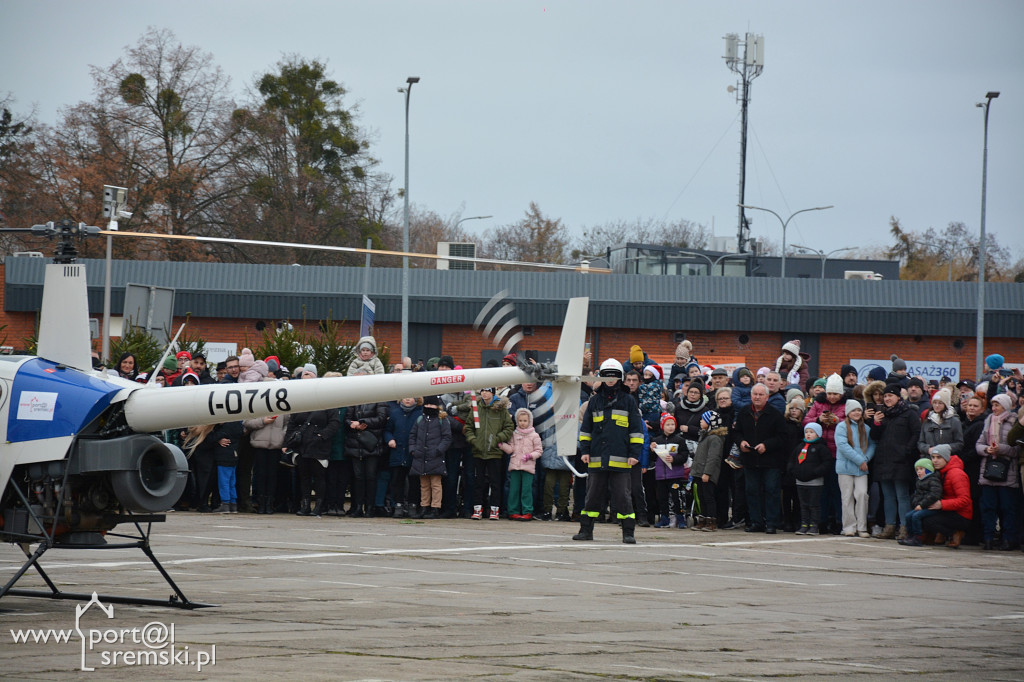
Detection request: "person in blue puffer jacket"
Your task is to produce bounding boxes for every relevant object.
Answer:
[386,397,423,518]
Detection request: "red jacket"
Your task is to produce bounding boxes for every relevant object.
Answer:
[938,455,972,520]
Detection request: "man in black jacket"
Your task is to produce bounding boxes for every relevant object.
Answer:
[734,384,787,533]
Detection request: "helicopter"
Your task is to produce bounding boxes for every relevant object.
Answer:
[0,219,592,609]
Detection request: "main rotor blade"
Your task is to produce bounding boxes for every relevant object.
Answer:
[101,231,610,273]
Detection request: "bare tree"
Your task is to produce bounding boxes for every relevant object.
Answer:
[481,202,568,266]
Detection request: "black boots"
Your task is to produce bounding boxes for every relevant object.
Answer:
[622,518,636,544]
[296,498,311,516]
[572,515,595,541]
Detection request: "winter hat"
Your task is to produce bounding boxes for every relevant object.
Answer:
[883,384,902,397]
[840,364,857,379]
[867,366,888,382]
[906,377,924,392]
[711,367,728,377]
[825,373,844,394]
[991,394,1013,412]
[787,397,807,414]
[265,357,281,374]
[757,366,771,378]
[437,355,455,370]
[804,422,823,439]
[136,372,149,383]
[781,340,801,356]
[786,388,805,404]
[675,340,692,359]
[162,356,178,371]
[688,378,706,393]
[644,364,664,381]
[422,395,440,407]
[812,377,828,390]
[890,355,907,372]
[985,354,1005,371]
[845,399,863,415]
[502,353,518,366]
[426,357,440,371]
[914,458,935,472]
[660,413,677,431]
[175,350,191,361]
[932,443,952,462]
[238,348,255,370]
[931,388,952,409]
[480,387,496,394]
[700,410,722,430]
[737,367,754,382]
[629,345,644,364]
[514,407,533,426]
[180,370,200,385]
[303,363,318,378]
[684,360,702,375]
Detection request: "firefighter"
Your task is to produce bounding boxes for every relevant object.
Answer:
[573,358,645,544]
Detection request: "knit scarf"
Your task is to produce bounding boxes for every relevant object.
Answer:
[988,409,1011,446]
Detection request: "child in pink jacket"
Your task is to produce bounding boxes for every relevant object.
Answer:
[500,408,543,521]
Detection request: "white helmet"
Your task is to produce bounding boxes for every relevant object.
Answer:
[598,358,624,378]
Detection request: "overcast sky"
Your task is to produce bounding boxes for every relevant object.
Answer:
[3,1,1022,259]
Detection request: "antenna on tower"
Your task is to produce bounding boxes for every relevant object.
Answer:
[723,32,765,253]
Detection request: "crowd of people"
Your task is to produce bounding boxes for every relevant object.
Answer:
[109,336,1023,552]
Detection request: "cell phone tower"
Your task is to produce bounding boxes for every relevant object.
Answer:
[723,32,764,253]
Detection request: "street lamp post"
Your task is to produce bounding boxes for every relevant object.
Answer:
[976,90,999,379]
[790,244,856,278]
[676,251,753,276]
[739,204,833,278]
[399,76,420,361]
[454,215,492,232]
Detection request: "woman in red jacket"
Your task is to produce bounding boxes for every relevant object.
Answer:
[921,445,973,548]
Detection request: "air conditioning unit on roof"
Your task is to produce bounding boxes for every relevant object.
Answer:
[437,242,476,270]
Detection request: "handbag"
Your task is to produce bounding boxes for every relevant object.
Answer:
[982,457,1010,483]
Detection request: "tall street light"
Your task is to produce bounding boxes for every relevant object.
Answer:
[739,204,833,278]
[399,76,420,361]
[791,244,856,278]
[976,90,999,379]
[454,215,492,232]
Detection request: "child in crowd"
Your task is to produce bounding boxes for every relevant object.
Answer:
[499,408,542,520]
[408,395,452,519]
[347,336,386,376]
[651,413,689,528]
[899,456,945,546]
[791,422,831,535]
[730,367,754,412]
[465,388,514,520]
[639,365,667,430]
[691,410,726,531]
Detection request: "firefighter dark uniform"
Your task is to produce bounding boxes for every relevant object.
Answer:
[573,369,646,543]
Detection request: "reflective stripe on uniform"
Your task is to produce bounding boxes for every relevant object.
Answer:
[616,512,636,520]
[591,414,604,422]
[583,510,600,518]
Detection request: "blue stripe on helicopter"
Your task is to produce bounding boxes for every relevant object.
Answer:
[7,359,123,443]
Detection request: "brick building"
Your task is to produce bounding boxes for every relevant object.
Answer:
[3,258,1022,380]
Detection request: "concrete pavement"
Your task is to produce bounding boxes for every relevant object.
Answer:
[2,512,1022,680]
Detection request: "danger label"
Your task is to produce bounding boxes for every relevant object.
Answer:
[430,374,465,386]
